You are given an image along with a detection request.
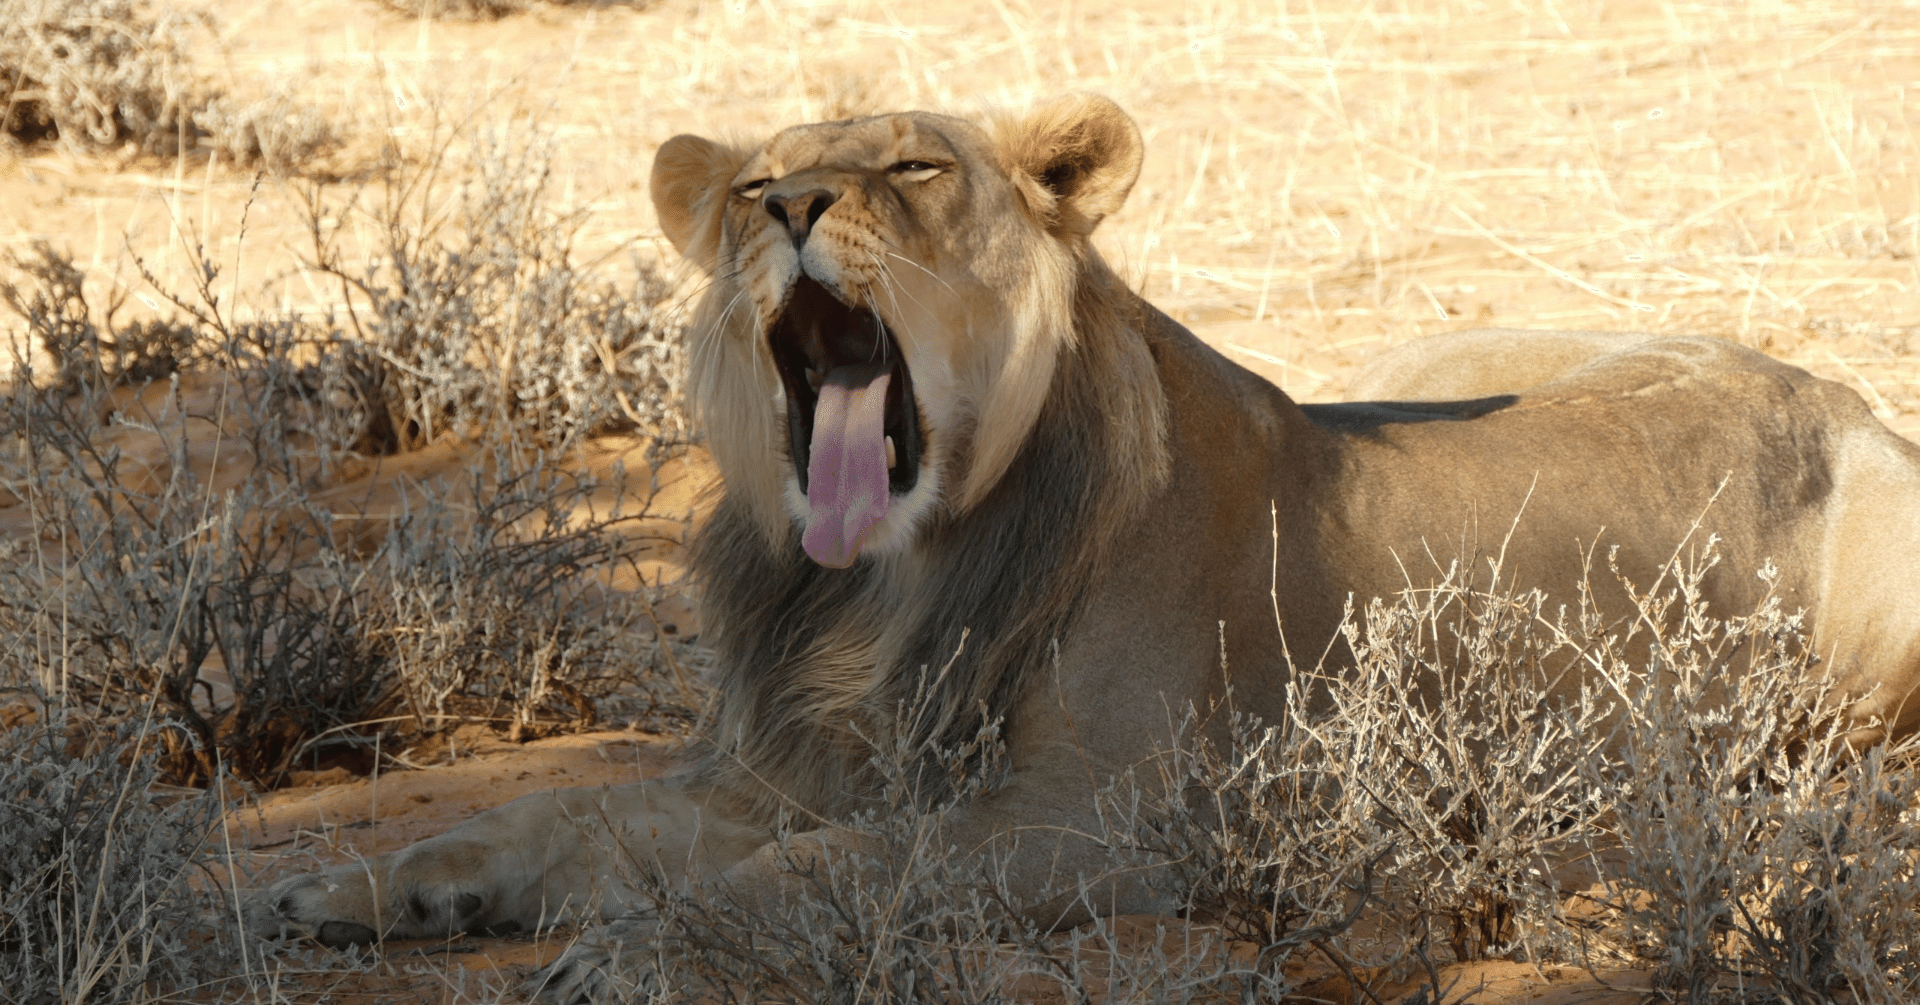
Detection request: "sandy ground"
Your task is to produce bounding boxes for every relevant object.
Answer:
[4,0,1915,1000]
[4,0,1916,433]
[216,730,684,1002]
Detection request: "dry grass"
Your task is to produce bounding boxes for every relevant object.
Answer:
[0,125,702,999]
[0,0,202,154]
[0,0,339,169]
[0,713,232,1005]
[2,0,1912,429]
[0,117,698,785]
[0,0,1915,1002]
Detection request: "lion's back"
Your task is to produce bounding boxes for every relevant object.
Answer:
[1342,328,1824,406]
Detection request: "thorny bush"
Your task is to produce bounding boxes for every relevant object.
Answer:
[1586,547,1920,1004]
[1322,562,1616,967]
[1105,697,1389,1003]
[0,712,226,1003]
[0,0,337,168]
[305,131,687,452]
[0,134,693,787]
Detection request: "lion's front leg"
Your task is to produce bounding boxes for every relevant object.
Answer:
[247,775,768,947]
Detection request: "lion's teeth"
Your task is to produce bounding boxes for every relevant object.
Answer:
[885,435,897,469]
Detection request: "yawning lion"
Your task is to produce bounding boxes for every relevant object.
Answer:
[249,94,1920,1000]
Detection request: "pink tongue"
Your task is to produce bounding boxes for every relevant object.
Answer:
[803,370,892,568]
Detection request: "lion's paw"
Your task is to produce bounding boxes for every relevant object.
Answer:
[528,918,664,1005]
[246,856,504,948]
[246,865,384,948]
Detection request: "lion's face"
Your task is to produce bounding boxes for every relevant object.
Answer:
[716,114,1037,569]
[652,96,1143,567]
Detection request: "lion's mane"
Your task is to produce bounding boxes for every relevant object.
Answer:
[688,256,1168,820]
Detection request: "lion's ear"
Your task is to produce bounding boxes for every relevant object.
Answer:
[998,94,1144,239]
[651,134,752,272]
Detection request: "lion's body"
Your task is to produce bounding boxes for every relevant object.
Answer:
[1335,327,1920,733]
[1052,315,1920,742]
[250,99,1920,999]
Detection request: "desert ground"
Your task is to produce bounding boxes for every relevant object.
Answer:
[7,0,1918,427]
[2,0,1917,1001]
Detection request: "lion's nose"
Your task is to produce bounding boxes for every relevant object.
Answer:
[764,189,838,251]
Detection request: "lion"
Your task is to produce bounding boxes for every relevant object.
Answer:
[248,94,1920,1000]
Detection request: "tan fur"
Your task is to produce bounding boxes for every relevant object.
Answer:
[1345,328,1659,401]
[248,98,1920,1001]
[1346,326,1920,737]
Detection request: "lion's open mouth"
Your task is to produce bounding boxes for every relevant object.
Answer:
[769,277,922,567]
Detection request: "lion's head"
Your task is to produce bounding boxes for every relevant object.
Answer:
[651,95,1146,567]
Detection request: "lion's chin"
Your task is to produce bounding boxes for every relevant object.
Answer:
[768,276,923,567]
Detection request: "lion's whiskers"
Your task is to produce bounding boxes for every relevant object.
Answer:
[861,250,935,359]
[882,249,962,302]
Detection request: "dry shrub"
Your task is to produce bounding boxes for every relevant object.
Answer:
[0,0,338,168]
[307,132,686,453]
[1774,750,1920,1004]
[1084,560,1615,1004]
[0,131,692,788]
[1321,564,1617,967]
[376,0,531,18]
[0,713,227,1003]
[1586,550,1920,1004]
[0,360,676,786]
[0,244,203,389]
[370,446,680,746]
[603,696,1331,1005]
[1105,700,1388,1002]
[617,718,1028,1005]
[192,91,340,174]
[1102,542,1920,1003]
[0,0,197,153]
[0,254,345,785]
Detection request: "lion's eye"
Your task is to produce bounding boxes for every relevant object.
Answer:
[734,179,771,200]
[888,161,944,181]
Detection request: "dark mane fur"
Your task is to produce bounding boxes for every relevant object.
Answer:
[687,258,1169,823]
